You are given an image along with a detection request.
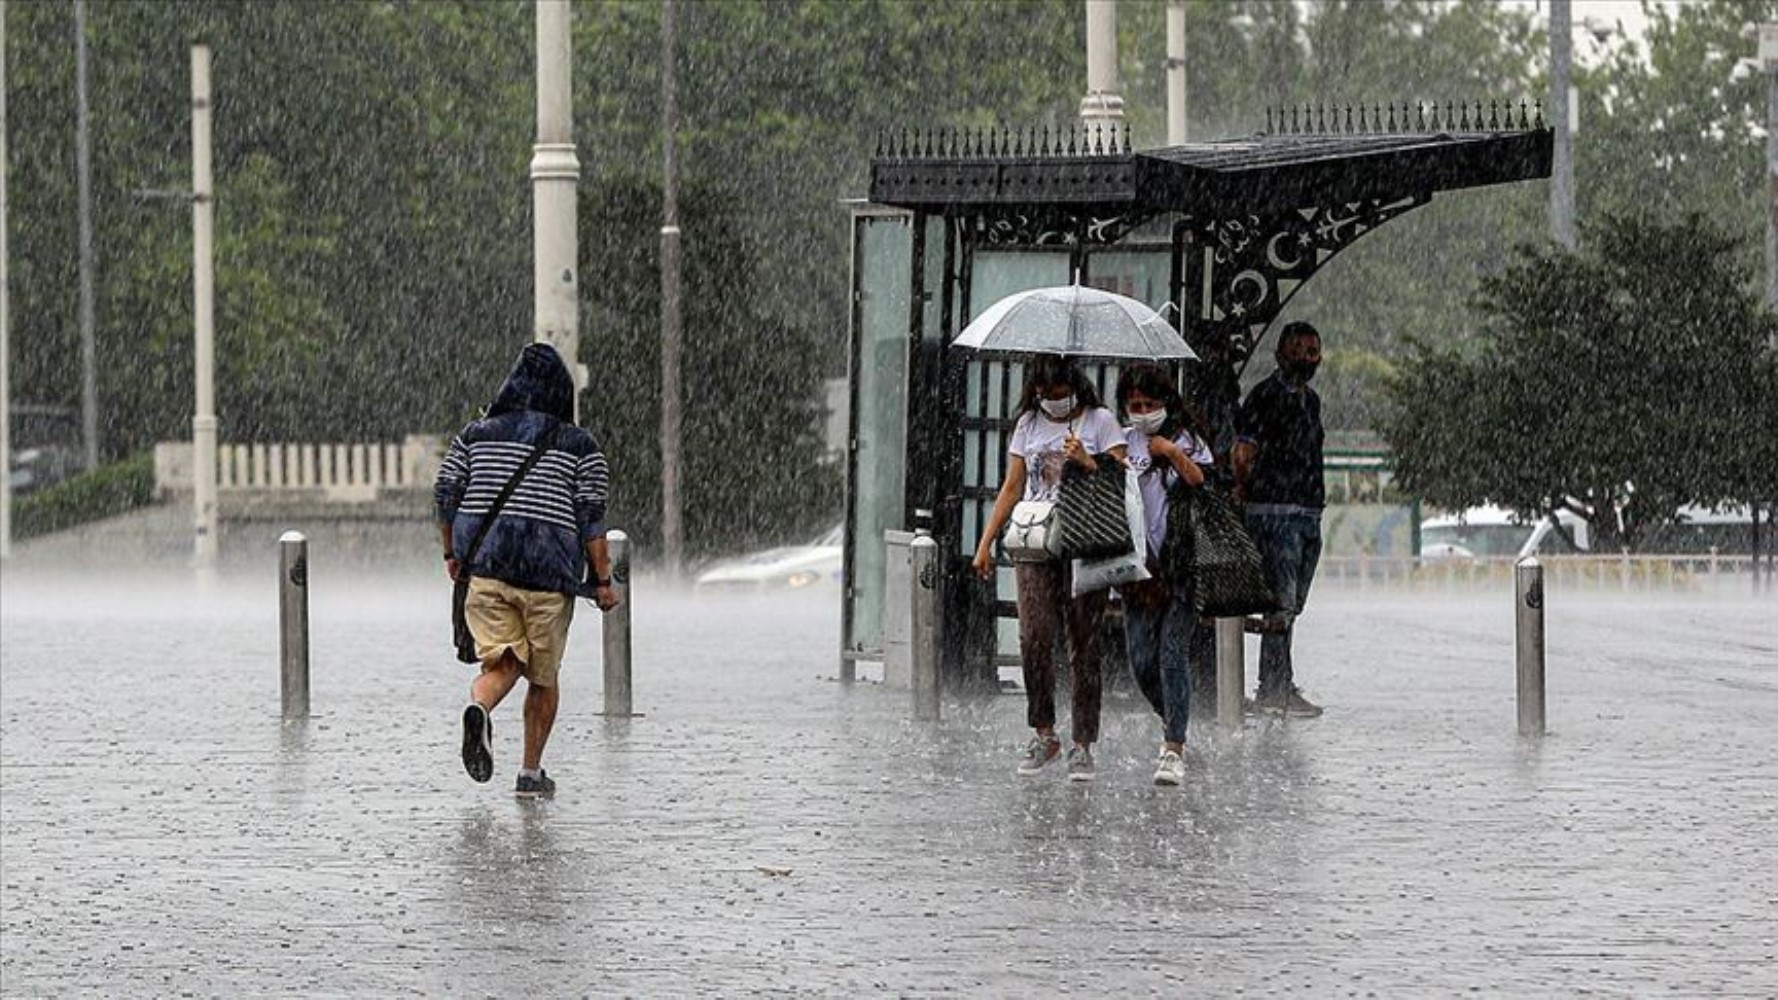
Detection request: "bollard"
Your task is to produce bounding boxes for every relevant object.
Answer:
[1215,617,1244,731]
[910,530,941,721]
[602,529,633,717]
[1515,557,1545,738]
[278,530,310,720]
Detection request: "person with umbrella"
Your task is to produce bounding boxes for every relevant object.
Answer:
[959,284,1200,780]
[971,353,1127,782]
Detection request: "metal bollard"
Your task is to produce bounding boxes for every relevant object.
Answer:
[278,531,310,720]
[1516,557,1545,738]
[910,530,941,721]
[602,529,633,717]
[1215,617,1244,731]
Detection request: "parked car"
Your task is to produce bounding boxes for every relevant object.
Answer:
[1419,504,1590,561]
[7,404,82,497]
[693,523,843,593]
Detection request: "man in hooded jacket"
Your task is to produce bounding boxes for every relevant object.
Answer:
[435,343,618,798]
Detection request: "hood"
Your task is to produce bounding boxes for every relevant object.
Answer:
[487,343,575,423]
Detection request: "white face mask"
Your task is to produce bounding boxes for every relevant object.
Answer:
[1039,395,1076,419]
[1128,410,1166,434]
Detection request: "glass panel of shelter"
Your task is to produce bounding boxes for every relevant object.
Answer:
[845,213,913,656]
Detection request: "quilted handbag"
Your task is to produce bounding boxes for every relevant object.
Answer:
[1178,485,1280,618]
[1002,500,1061,562]
[1056,456,1134,561]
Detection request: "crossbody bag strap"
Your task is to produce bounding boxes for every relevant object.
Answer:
[462,421,566,569]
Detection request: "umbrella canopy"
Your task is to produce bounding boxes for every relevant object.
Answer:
[953,285,1198,361]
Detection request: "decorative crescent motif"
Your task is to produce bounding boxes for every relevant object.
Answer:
[1265,232,1304,270]
[1229,270,1270,310]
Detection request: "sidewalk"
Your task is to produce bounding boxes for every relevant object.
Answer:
[2,568,1775,996]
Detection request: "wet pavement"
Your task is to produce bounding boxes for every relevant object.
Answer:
[2,567,1775,996]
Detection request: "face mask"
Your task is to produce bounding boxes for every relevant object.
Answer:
[1128,410,1166,434]
[1287,360,1320,384]
[1039,394,1076,419]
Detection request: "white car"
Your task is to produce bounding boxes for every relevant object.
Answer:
[1419,504,1590,561]
[693,524,843,593]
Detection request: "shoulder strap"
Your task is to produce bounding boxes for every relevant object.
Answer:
[462,421,567,567]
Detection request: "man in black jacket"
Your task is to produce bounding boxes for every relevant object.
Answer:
[435,343,618,798]
[1233,322,1326,718]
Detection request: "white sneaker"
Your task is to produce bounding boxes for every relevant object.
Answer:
[1152,749,1186,787]
[1065,746,1096,783]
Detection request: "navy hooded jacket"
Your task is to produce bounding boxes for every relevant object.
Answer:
[434,344,610,597]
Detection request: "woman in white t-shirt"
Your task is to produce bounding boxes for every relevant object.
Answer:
[971,354,1127,783]
[1115,363,1210,787]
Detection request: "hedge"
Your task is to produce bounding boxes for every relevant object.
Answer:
[13,453,156,541]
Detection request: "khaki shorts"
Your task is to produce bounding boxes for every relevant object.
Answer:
[464,577,575,687]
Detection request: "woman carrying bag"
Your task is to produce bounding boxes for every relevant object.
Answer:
[972,354,1127,782]
[1114,363,1211,787]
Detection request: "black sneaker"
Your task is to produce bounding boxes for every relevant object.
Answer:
[1255,687,1323,718]
[460,703,494,783]
[515,770,556,799]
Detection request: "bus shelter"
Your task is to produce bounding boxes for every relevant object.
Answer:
[843,103,1553,687]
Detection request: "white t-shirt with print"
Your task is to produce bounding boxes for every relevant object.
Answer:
[1008,406,1125,502]
[1124,426,1214,555]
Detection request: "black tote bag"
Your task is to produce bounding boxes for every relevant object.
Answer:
[1174,485,1280,618]
[1056,455,1133,561]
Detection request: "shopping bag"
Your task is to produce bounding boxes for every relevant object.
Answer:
[1071,467,1151,595]
[1056,456,1134,560]
[1185,487,1280,617]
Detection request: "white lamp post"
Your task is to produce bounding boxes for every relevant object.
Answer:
[191,44,218,569]
[1166,0,1186,146]
[1080,0,1124,131]
[532,0,582,417]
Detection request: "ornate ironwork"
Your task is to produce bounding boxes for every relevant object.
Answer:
[1263,99,1543,135]
[1186,194,1430,367]
[973,208,1155,247]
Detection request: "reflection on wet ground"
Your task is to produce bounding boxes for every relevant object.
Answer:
[2,571,1774,994]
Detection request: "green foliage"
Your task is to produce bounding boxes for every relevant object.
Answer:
[576,175,841,556]
[13,453,155,541]
[1380,213,1778,549]
[9,0,1774,551]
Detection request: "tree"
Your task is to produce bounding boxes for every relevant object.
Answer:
[578,175,839,557]
[1380,212,1778,550]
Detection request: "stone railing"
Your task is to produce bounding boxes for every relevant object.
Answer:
[1318,553,1766,593]
[153,435,446,503]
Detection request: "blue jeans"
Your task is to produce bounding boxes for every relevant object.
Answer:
[1121,580,1193,744]
[1246,509,1322,697]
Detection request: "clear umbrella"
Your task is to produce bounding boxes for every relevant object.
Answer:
[952,285,1197,361]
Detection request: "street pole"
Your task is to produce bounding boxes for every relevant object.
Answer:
[1079,0,1125,132]
[1515,558,1547,738]
[659,0,684,580]
[1762,25,1777,333]
[1,0,11,560]
[1166,0,1187,146]
[1549,0,1575,248]
[191,44,218,570]
[75,0,98,469]
[532,0,582,420]
[1763,24,1778,592]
